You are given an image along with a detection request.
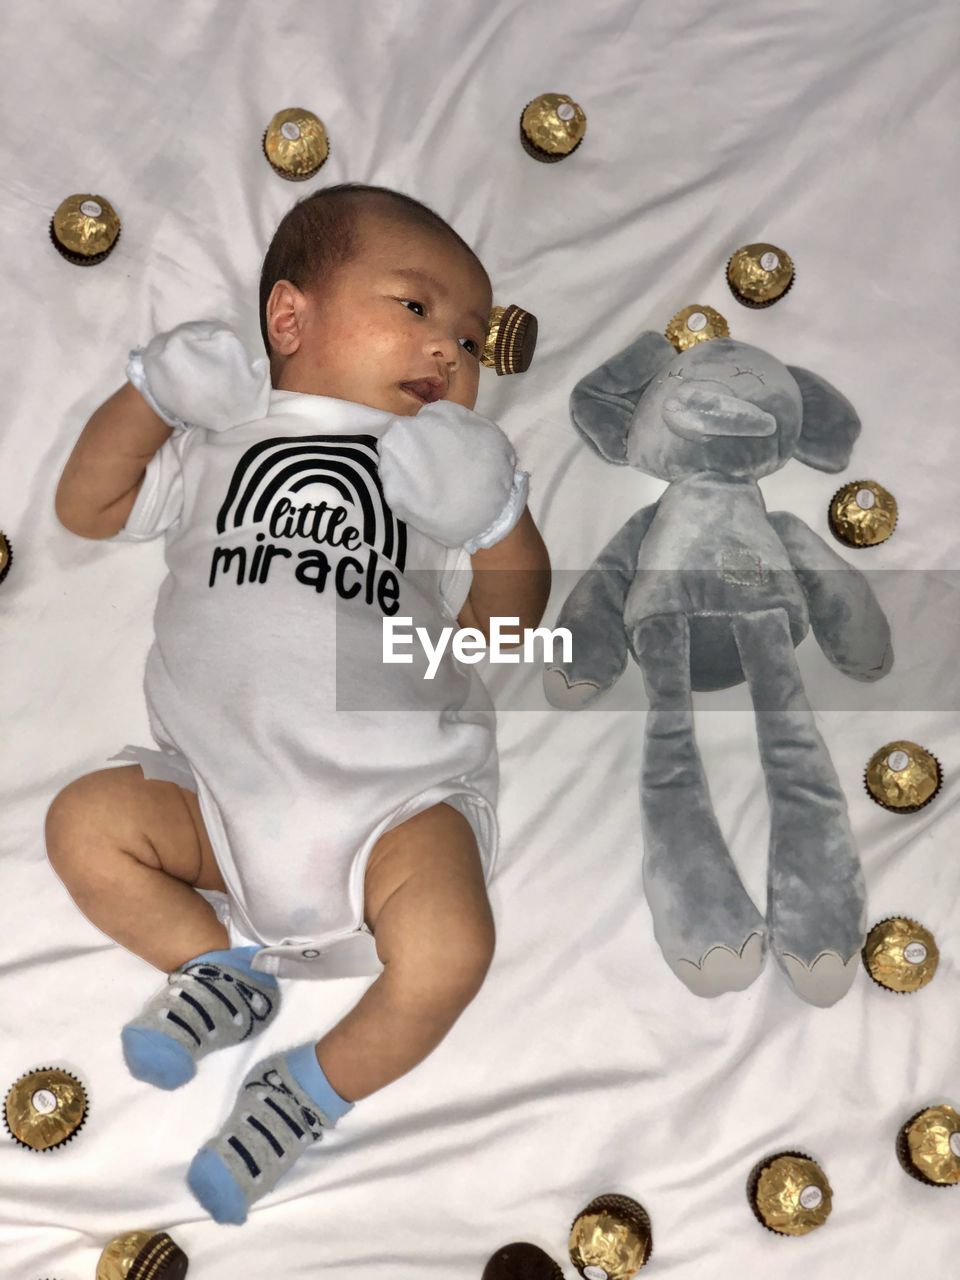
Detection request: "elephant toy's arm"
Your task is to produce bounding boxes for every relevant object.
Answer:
[768,510,893,680]
[543,503,658,708]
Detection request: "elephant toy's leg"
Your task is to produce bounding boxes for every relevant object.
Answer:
[633,614,767,996]
[730,608,866,1007]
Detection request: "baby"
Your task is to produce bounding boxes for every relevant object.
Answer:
[48,183,550,1224]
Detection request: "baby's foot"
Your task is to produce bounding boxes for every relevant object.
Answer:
[121,946,280,1090]
[187,1043,353,1225]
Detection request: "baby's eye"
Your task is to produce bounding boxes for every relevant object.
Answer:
[399,298,425,316]
[459,337,480,356]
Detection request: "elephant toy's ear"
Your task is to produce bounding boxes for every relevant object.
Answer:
[570,331,676,464]
[787,364,862,473]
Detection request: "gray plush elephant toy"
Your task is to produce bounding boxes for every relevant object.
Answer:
[544,332,893,1007]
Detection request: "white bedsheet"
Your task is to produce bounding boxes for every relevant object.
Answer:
[2,1,958,1275]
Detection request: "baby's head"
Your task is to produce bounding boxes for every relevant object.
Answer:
[260,183,492,416]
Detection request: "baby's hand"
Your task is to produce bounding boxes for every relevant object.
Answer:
[378,401,529,551]
[127,320,271,432]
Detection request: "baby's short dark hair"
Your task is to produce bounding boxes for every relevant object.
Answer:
[258,183,486,359]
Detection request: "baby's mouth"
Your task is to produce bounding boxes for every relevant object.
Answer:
[399,378,445,405]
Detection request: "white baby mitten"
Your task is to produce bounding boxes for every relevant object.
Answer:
[378,401,529,552]
[127,320,271,432]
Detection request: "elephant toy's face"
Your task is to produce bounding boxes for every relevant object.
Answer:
[628,339,804,481]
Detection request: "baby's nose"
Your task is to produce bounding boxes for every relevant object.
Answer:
[429,333,460,367]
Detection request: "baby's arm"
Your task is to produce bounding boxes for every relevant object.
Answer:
[457,506,551,642]
[55,382,172,539]
[377,401,550,640]
[57,322,271,540]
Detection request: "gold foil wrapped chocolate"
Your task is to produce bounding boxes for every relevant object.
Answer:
[864,740,942,814]
[263,107,330,180]
[568,1194,652,1278]
[862,916,939,993]
[50,194,121,265]
[96,1230,189,1280]
[665,304,729,351]
[3,1067,88,1151]
[747,1152,832,1236]
[897,1105,960,1187]
[482,1241,564,1279]
[520,93,587,162]
[0,531,11,585]
[828,480,897,547]
[482,304,538,375]
[726,242,795,308]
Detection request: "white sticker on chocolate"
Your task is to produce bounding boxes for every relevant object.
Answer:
[856,488,876,509]
[886,750,910,772]
[79,200,102,219]
[583,1268,609,1280]
[904,941,928,965]
[556,101,576,121]
[799,1184,823,1210]
[687,311,708,332]
[32,1089,57,1115]
[760,251,780,272]
[281,121,302,141]
[950,1132,960,1158]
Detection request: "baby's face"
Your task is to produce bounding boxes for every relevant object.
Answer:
[273,215,492,416]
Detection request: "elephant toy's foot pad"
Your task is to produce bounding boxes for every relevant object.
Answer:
[672,931,767,997]
[542,668,601,710]
[778,949,859,1007]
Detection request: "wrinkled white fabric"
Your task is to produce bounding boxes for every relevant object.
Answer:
[2,1,958,1277]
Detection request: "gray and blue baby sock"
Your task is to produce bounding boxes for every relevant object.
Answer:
[121,945,280,1089]
[187,1042,354,1224]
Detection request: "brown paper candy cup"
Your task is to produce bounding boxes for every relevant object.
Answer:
[864,741,942,814]
[483,304,538,375]
[827,480,898,548]
[726,243,795,308]
[862,916,939,993]
[746,1151,832,1236]
[3,1066,88,1151]
[0,531,12,585]
[896,1105,960,1187]
[569,1192,653,1277]
[262,108,330,180]
[50,194,121,265]
[482,1241,564,1279]
[519,93,586,162]
[96,1229,189,1280]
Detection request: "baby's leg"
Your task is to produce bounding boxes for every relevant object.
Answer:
[45,764,229,971]
[45,766,280,1086]
[321,799,495,1100]
[188,801,494,1224]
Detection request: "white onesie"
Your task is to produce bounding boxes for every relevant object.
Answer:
[112,390,499,980]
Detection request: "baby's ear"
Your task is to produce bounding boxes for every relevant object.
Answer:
[264,279,307,360]
[787,365,861,472]
[570,332,675,464]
